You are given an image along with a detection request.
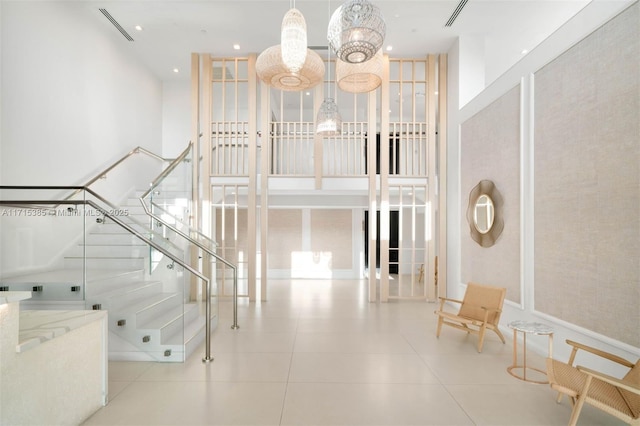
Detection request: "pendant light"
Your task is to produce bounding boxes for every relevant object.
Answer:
[327,0,386,64]
[317,0,342,137]
[281,1,307,73]
[336,48,383,93]
[256,45,324,91]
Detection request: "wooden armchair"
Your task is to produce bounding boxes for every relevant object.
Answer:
[434,282,506,352]
[546,339,640,425]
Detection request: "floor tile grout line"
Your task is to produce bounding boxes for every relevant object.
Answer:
[278,314,300,426]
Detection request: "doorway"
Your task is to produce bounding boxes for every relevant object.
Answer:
[363,210,399,274]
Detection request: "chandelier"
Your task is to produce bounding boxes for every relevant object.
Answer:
[256,45,325,91]
[327,0,386,64]
[316,97,342,136]
[281,7,307,73]
[336,48,383,93]
[317,0,342,136]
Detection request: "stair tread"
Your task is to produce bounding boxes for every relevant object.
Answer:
[88,280,162,299]
[1,268,143,283]
[65,256,145,259]
[79,243,147,247]
[115,292,180,316]
[164,318,206,345]
[138,305,185,329]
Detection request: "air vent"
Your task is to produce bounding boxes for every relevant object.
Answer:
[99,8,134,41]
[445,0,469,27]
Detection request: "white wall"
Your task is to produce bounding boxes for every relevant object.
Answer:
[0,1,163,274]
[447,0,639,369]
[1,1,162,186]
[162,80,192,157]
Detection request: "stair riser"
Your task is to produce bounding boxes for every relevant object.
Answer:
[64,257,146,270]
[68,245,148,258]
[0,283,85,301]
[85,233,141,245]
[88,269,145,284]
[87,282,164,312]
[136,294,182,326]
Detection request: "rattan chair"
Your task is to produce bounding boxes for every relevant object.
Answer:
[546,339,640,425]
[434,282,506,352]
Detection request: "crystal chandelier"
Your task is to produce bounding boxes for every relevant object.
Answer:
[281,6,307,73]
[327,0,386,64]
[336,48,383,93]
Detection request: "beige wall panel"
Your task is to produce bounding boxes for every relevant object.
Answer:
[310,210,353,270]
[460,85,521,303]
[268,209,303,270]
[534,3,639,347]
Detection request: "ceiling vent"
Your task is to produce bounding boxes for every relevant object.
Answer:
[99,8,134,41]
[445,0,469,27]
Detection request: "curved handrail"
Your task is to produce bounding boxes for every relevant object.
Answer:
[0,190,216,363]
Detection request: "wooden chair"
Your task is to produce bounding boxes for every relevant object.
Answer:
[546,339,640,425]
[434,282,506,352]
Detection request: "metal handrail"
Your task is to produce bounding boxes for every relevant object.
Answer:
[2,185,182,253]
[148,200,218,249]
[140,199,239,330]
[138,143,238,329]
[0,185,217,363]
[62,146,177,203]
[140,142,192,200]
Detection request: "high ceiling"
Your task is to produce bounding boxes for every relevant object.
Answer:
[75,0,598,83]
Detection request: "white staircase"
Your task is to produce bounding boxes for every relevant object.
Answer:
[0,195,211,362]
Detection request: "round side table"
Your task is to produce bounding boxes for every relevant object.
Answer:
[507,320,554,384]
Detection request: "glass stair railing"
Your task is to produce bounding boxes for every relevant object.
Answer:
[0,143,238,363]
[139,143,239,331]
[0,186,213,362]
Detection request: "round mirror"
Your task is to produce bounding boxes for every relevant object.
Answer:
[473,194,494,234]
[466,180,504,248]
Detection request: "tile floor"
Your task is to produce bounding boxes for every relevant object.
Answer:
[83,279,623,425]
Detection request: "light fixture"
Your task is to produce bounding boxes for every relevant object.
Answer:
[327,0,386,64]
[336,48,383,93]
[134,25,143,31]
[233,44,241,50]
[317,0,342,136]
[256,45,324,91]
[316,98,342,135]
[281,4,307,73]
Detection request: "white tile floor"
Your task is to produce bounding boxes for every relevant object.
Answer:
[83,279,624,425]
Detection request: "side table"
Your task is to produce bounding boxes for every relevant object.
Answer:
[507,320,554,384]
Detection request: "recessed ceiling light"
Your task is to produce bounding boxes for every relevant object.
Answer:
[521,49,529,55]
[135,25,143,31]
[233,44,240,50]
[173,68,179,73]
[305,92,311,96]
[386,45,393,51]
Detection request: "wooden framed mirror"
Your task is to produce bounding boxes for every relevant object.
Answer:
[466,180,504,247]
